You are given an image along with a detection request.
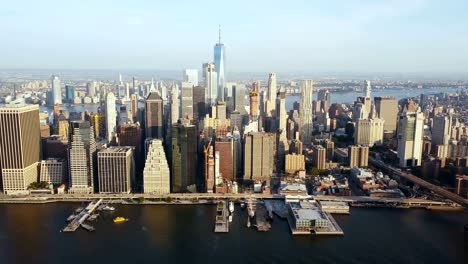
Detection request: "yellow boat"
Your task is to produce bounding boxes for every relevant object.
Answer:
[113,217,127,223]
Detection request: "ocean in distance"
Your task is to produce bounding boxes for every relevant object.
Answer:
[0,204,466,264]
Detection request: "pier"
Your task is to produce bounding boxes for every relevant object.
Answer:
[214,201,229,233]
[62,199,103,232]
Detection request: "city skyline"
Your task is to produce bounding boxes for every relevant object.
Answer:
[1,0,468,73]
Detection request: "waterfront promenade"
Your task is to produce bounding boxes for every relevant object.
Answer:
[0,193,462,209]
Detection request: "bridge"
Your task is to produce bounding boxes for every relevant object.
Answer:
[369,157,468,207]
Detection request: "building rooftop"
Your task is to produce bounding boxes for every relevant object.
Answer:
[99,147,133,153]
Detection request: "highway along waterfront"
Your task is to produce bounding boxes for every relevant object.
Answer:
[0,203,466,264]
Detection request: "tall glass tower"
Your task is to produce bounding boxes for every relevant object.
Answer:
[214,26,226,102]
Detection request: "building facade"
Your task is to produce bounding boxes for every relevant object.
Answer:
[143,139,170,194]
[98,147,134,193]
[0,104,40,194]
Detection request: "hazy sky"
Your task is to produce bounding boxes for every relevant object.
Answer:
[1,0,468,73]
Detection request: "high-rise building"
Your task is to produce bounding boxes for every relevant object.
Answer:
[131,94,138,123]
[181,82,194,120]
[170,85,179,125]
[432,114,453,146]
[285,154,305,174]
[249,81,260,117]
[98,147,134,193]
[44,135,68,160]
[266,73,277,117]
[105,92,117,142]
[374,96,398,133]
[317,90,331,111]
[243,132,275,182]
[118,123,142,162]
[183,69,198,86]
[145,91,164,139]
[193,86,206,121]
[143,139,170,194]
[68,121,96,193]
[86,81,96,97]
[203,62,218,106]
[397,105,424,167]
[233,84,247,115]
[214,27,226,101]
[0,104,40,194]
[354,118,385,146]
[171,123,198,192]
[40,158,66,185]
[348,145,369,168]
[65,85,75,103]
[215,137,237,182]
[51,75,62,105]
[204,144,215,193]
[300,80,314,145]
[312,145,327,170]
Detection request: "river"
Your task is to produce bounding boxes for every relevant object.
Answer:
[0,204,466,264]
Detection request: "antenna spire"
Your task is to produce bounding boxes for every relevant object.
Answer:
[218,24,221,44]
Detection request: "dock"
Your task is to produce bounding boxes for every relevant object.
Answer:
[62,199,103,232]
[214,201,229,233]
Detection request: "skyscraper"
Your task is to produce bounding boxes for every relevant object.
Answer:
[374,96,398,133]
[249,81,260,117]
[170,86,179,125]
[86,81,96,97]
[51,75,62,105]
[193,86,206,121]
[214,27,226,102]
[432,114,453,146]
[203,62,218,106]
[181,82,194,120]
[243,132,275,182]
[312,145,327,170]
[183,69,198,86]
[348,145,369,168]
[266,73,277,117]
[171,123,198,192]
[354,118,385,146]
[145,91,164,139]
[98,147,134,193]
[0,104,40,194]
[68,121,96,194]
[143,139,170,194]
[397,101,424,167]
[233,84,247,114]
[300,80,314,145]
[215,137,238,182]
[105,92,117,142]
[65,85,75,103]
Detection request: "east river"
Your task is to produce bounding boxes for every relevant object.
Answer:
[0,204,466,264]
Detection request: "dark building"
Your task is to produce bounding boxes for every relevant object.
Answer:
[145,92,163,139]
[171,122,198,192]
[193,85,206,121]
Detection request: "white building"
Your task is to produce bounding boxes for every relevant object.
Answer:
[51,75,62,105]
[203,62,218,106]
[354,118,385,146]
[40,159,66,185]
[143,139,170,194]
[183,69,198,86]
[106,92,117,142]
[266,73,277,117]
[98,147,134,193]
[397,103,424,167]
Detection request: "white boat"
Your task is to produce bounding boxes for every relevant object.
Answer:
[66,214,76,222]
[229,202,234,213]
[101,205,115,211]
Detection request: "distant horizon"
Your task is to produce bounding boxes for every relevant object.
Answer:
[1,68,468,82]
[1,1,468,73]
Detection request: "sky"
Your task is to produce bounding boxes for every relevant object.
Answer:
[1,0,468,74]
